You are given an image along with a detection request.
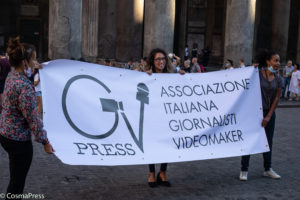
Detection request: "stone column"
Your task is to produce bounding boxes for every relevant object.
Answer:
[296,13,300,64]
[82,0,99,62]
[98,0,118,59]
[224,0,256,66]
[143,0,176,57]
[116,0,144,62]
[48,0,82,59]
[271,0,291,63]
[174,0,188,59]
[252,0,261,58]
[205,0,215,50]
[252,0,273,56]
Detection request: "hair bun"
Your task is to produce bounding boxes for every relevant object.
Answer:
[6,36,25,67]
[7,36,21,50]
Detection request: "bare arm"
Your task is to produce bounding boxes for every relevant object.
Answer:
[146,69,152,75]
[173,54,181,61]
[34,77,40,87]
[178,69,185,75]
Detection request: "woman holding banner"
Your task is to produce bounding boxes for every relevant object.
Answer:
[0,37,54,197]
[146,48,173,187]
[239,50,283,181]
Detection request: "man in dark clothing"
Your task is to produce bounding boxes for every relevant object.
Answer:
[202,46,211,67]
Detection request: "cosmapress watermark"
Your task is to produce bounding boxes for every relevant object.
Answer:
[0,193,45,199]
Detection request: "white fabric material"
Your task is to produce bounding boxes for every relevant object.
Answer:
[289,71,300,94]
[185,48,189,57]
[34,73,41,92]
[25,67,32,78]
[40,59,269,166]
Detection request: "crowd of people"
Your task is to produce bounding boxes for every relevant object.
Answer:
[0,36,300,199]
[221,57,300,102]
[102,43,208,74]
[101,43,300,100]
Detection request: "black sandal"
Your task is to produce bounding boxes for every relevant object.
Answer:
[157,172,171,187]
[148,181,158,188]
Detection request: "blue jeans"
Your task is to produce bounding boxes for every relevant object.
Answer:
[281,77,291,98]
[241,112,276,171]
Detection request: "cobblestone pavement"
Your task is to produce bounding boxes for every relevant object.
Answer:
[0,108,300,200]
[278,98,300,108]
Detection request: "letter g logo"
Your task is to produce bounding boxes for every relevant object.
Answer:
[62,75,149,153]
[62,75,118,139]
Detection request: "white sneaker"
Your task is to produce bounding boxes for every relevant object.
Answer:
[239,171,248,181]
[263,168,281,179]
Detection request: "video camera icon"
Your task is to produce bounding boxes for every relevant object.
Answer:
[62,75,149,153]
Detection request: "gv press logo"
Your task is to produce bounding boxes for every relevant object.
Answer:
[62,75,149,153]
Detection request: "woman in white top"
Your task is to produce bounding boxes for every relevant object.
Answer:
[288,63,300,101]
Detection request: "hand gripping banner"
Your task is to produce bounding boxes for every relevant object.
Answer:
[40,59,268,166]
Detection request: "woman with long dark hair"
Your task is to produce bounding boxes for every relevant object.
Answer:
[146,48,173,188]
[0,37,54,198]
[239,50,283,181]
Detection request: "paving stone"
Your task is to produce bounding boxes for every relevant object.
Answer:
[0,108,299,200]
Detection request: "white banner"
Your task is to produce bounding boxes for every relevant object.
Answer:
[40,59,268,166]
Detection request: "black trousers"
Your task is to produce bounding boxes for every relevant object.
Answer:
[241,112,276,171]
[148,163,168,173]
[0,134,33,199]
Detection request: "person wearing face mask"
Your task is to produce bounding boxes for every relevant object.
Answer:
[239,49,283,181]
[224,59,234,70]
[0,37,54,198]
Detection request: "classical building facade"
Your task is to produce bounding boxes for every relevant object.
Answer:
[0,0,300,66]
